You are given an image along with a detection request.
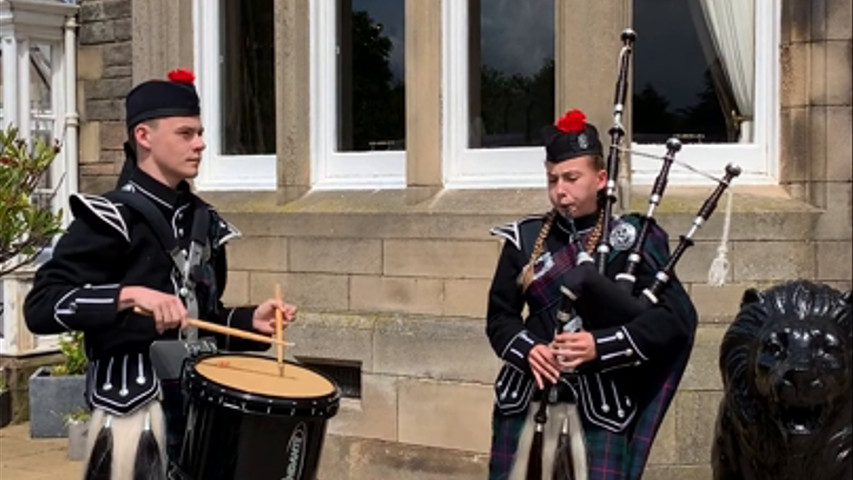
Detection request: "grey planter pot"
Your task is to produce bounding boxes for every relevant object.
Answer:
[28,367,87,438]
[67,419,90,460]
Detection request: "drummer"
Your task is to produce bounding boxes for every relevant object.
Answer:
[24,68,297,480]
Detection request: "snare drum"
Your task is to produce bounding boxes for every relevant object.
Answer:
[177,354,339,480]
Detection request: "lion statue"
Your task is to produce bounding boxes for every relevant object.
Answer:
[712,280,852,480]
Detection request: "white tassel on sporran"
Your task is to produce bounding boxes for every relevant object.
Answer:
[82,402,166,480]
[509,402,588,480]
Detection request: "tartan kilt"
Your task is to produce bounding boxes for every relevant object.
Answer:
[488,406,526,480]
[487,351,688,480]
[488,404,632,480]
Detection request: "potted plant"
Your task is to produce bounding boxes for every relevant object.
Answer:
[0,368,11,428]
[64,408,91,460]
[28,331,89,437]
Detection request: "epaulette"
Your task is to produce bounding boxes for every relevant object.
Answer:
[69,193,130,242]
[489,214,545,251]
[210,209,242,248]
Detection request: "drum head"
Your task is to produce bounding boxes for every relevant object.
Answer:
[194,355,336,398]
[184,354,339,417]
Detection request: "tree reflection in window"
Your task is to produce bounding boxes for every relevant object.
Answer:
[221,0,275,155]
[633,0,743,144]
[337,0,405,152]
[470,0,554,148]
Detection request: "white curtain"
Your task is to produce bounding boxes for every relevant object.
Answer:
[699,0,755,143]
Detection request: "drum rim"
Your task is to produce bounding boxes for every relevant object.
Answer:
[185,353,341,409]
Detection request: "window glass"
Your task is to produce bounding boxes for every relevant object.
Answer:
[633,0,754,144]
[469,0,554,148]
[221,0,276,154]
[337,0,405,151]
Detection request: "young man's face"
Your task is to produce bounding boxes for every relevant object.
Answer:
[546,155,607,218]
[135,116,205,186]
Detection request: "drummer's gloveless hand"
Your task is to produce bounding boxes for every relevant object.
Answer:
[252,299,297,335]
[118,286,188,334]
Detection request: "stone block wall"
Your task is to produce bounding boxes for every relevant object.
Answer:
[780,0,852,291]
[77,0,132,194]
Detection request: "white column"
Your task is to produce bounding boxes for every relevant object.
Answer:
[63,15,78,200]
[2,34,18,128]
[16,35,29,137]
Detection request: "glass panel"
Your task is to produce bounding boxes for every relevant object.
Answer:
[633,0,752,144]
[30,44,54,144]
[469,0,554,148]
[30,44,52,113]
[220,0,276,155]
[337,0,405,151]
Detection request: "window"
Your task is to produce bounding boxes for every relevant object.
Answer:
[631,0,779,185]
[2,38,65,217]
[311,0,406,189]
[29,44,57,209]
[443,0,556,188]
[221,0,276,156]
[194,0,276,190]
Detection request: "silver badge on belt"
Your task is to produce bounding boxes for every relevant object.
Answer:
[610,222,637,251]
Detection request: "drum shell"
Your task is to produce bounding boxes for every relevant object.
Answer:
[179,396,330,479]
[177,355,340,480]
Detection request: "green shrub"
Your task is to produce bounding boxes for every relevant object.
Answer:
[52,331,87,376]
[0,125,64,276]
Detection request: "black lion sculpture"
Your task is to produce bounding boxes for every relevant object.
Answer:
[712,280,852,480]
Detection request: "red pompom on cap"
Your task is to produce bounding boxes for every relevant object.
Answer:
[167,68,195,84]
[555,109,586,134]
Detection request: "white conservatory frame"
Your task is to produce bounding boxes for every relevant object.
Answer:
[0,0,79,356]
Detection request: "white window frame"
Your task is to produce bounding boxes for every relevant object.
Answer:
[442,0,547,189]
[443,0,780,188]
[309,0,406,190]
[631,0,780,185]
[193,0,276,191]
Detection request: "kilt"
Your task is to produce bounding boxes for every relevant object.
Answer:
[487,362,682,480]
[489,404,633,480]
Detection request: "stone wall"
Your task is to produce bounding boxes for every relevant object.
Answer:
[77,0,132,194]
[779,0,852,290]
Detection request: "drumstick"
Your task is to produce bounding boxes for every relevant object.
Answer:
[274,283,284,377]
[187,318,294,347]
[133,307,293,347]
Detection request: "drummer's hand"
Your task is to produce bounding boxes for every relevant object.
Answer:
[552,331,597,369]
[528,344,561,390]
[118,286,188,334]
[252,299,297,335]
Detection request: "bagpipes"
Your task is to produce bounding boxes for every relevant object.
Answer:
[524,28,741,480]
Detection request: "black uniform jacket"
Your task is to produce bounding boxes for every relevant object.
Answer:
[25,164,267,414]
[486,211,697,432]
